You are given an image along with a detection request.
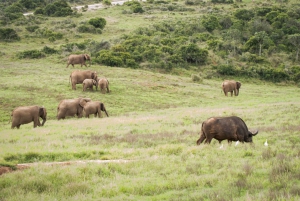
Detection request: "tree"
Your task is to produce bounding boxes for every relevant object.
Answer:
[223,29,242,56]
[201,15,220,32]
[244,31,274,56]
[288,34,300,61]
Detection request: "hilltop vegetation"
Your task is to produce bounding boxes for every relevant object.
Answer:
[1,0,300,200]
[1,0,300,82]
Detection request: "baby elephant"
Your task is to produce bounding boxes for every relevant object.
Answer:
[98,78,109,94]
[83,79,97,91]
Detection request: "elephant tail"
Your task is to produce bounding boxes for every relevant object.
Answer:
[69,74,71,86]
[9,111,13,124]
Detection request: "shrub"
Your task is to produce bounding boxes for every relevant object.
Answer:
[0,28,20,41]
[40,0,73,17]
[88,17,107,29]
[42,46,58,54]
[25,25,39,33]
[95,50,124,67]
[17,50,45,59]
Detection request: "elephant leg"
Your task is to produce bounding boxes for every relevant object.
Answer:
[17,125,20,129]
[72,83,76,90]
[234,89,237,96]
[72,64,74,68]
[230,91,233,96]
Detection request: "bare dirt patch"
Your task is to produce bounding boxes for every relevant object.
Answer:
[0,159,131,176]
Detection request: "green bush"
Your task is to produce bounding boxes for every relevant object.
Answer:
[42,46,58,54]
[0,28,20,41]
[40,0,73,17]
[17,50,45,59]
[95,50,124,67]
[25,25,39,33]
[88,17,107,29]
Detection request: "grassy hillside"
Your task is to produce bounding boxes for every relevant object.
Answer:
[1,0,300,200]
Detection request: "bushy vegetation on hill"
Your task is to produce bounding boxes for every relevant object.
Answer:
[1,0,300,83]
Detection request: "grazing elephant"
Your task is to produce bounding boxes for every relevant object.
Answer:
[98,78,109,94]
[83,79,97,91]
[11,105,47,129]
[83,101,109,118]
[57,98,91,120]
[222,80,241,96]
[69,70,97,90]
[66,54,91,68]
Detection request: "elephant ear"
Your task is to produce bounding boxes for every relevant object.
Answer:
[236,81,241,89]
[79,98,91,107]
[39,107,47,118]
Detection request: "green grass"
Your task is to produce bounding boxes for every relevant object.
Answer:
[1,0,300,200]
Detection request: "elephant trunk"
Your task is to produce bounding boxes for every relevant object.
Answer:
[101,104,109,117]
[41,118,46,126]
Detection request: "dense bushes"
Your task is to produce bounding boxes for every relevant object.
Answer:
[214,64,298,82]
[0,28,20,41]
[16,46,58,59]
[34,0,73,17]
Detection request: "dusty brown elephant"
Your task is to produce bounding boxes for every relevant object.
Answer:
[98,78,109,94]
[69,70,97,90]
[57,98,91,120]
[222,80,241,96]
[83,79,97,91]
[66,54,91,68]
[11,105,47,129]
[83,101,109,118]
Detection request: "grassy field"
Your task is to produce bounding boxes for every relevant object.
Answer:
[1,0,300,200]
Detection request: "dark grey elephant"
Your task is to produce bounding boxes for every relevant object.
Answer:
[66,54,91,68]
[11,105,47,129]
[83,101,109,118]
[57,98,91,120]
[222,80,241,96]
[69,70,97,90]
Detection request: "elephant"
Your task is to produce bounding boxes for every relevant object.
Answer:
[57,98,91,120]
[83,101,109,118]
[66,54,91,68]
[222,80,241,96]
[98,78,109,94]
[69,70,97,90]
[11,105,47,129]
[83,79,97,91]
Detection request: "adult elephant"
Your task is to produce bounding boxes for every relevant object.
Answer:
[11,105,47,129]
[98,78,109,94]
[57,98,91,120]
[66,54,91,68]
[69,70,97,90]
[222,80,241,96]
[83,101,109,118]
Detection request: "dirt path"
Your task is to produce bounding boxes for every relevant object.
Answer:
[0,159,131,175]
[23,1,128,16]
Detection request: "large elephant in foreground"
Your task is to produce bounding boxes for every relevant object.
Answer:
[66,54,91,68]
[222,80,241,96]
[11,105,47,129]
[98,78,109,94]
[57,98,91,120]
[69,70,97,90]
[83,101,109,118]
